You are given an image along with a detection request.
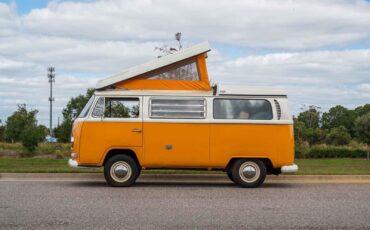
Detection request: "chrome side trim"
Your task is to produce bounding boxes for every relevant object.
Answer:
[281,164,298,173]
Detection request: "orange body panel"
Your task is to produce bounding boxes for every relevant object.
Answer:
[74,119,294,169]
[210,124,294,168]
[142,123,210,167]
[71,120,83,160]
[78,121,143,165]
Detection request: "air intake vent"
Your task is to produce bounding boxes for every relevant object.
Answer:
[274,99,281,120]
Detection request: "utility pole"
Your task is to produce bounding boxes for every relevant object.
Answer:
[47,67,55,137]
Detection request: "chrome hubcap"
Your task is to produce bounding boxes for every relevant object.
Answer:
[110,161,132,183]
[239,162,260,183]
[242,165,256,179]
[114,165,128,178]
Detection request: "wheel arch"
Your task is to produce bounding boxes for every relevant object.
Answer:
[102,148,141,168]
[226,157,275,174]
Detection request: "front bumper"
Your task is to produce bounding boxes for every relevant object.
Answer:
[68,158,79,168]
[281,164,298,173]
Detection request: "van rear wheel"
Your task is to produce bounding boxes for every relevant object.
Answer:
[231,159,266,188]
[104,155,139,187]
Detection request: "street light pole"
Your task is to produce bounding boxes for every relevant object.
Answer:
[47,67,55,137]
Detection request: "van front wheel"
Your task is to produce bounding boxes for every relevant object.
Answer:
[231,159,266,188]
[104,155,139,187]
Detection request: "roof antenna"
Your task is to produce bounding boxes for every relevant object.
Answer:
[155,32,183,58]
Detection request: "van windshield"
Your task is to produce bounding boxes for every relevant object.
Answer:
[78,95,95,118]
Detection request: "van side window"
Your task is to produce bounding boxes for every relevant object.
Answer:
[92,97,104,117]
[147,59,200,81]
[105,98,140,118]
[213,99,273,120]
[150,98,206,119]
[92,97,140,118]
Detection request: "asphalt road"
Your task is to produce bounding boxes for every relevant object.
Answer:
[1,177,370,229]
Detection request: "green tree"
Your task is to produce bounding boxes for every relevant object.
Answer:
[37,125,49,142]
[5,105,38,142]
[297,105,321,129]
[354,112,370,159]
[0,119,5,142]
[321,105,354,131]
[54,119,73,143]
[4,105,46,151]
[303,127,326,146]
[55,89,94,142]
[326,126,351,146]
[20,125,44,152]
[293,117,306,144]
[354,104,370,117]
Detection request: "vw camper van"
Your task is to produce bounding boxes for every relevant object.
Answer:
[68,42,298,187]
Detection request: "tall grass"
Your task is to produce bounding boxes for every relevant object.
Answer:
[0,142,71,158]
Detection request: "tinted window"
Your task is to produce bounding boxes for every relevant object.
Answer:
[150,98,206,118]
[213,99,273,120]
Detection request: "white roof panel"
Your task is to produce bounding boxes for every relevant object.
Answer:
[96,42,211,89]
[217,85,286,96]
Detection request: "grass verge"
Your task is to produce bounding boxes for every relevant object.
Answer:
[1,158,370,174]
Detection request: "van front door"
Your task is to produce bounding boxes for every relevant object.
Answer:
[79,96,143,165]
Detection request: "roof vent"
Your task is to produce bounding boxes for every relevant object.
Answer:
[274,99,281,120]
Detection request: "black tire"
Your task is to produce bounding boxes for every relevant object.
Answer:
[104,155,139,187]
[227,171,234,182]
[231,159,266,188]
[226,164,234,182]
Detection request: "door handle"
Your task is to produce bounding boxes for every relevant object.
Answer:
[131,129,142,133]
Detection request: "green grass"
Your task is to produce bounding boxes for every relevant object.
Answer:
[295,158,370,175]
[0,158,370,174]
[0,158,102,173]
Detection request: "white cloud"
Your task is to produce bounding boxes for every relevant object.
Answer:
[0,0,370,126]
[208,49,370,113]
[20,0,370,49]
[0,3,20,36]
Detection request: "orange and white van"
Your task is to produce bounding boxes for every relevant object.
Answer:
[68,42,298,187]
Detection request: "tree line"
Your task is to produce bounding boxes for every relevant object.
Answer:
[294,104,370,158]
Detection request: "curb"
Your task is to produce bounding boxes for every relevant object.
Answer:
[1,173,370,183]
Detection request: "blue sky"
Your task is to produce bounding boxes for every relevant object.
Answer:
[1,0,49,14]
[0,0,370,127]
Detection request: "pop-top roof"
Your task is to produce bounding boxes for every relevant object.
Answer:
[96,42,211,89]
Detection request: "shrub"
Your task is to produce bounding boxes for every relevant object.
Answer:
[306,145,367,158]
[326,126,351,146]
[37,143,70,155]
[295,141,310,158]
[54,150,65,159]
[20,126,41,152]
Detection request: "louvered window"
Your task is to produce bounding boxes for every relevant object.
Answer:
[150,98,206,119]
[274,99,281,120]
